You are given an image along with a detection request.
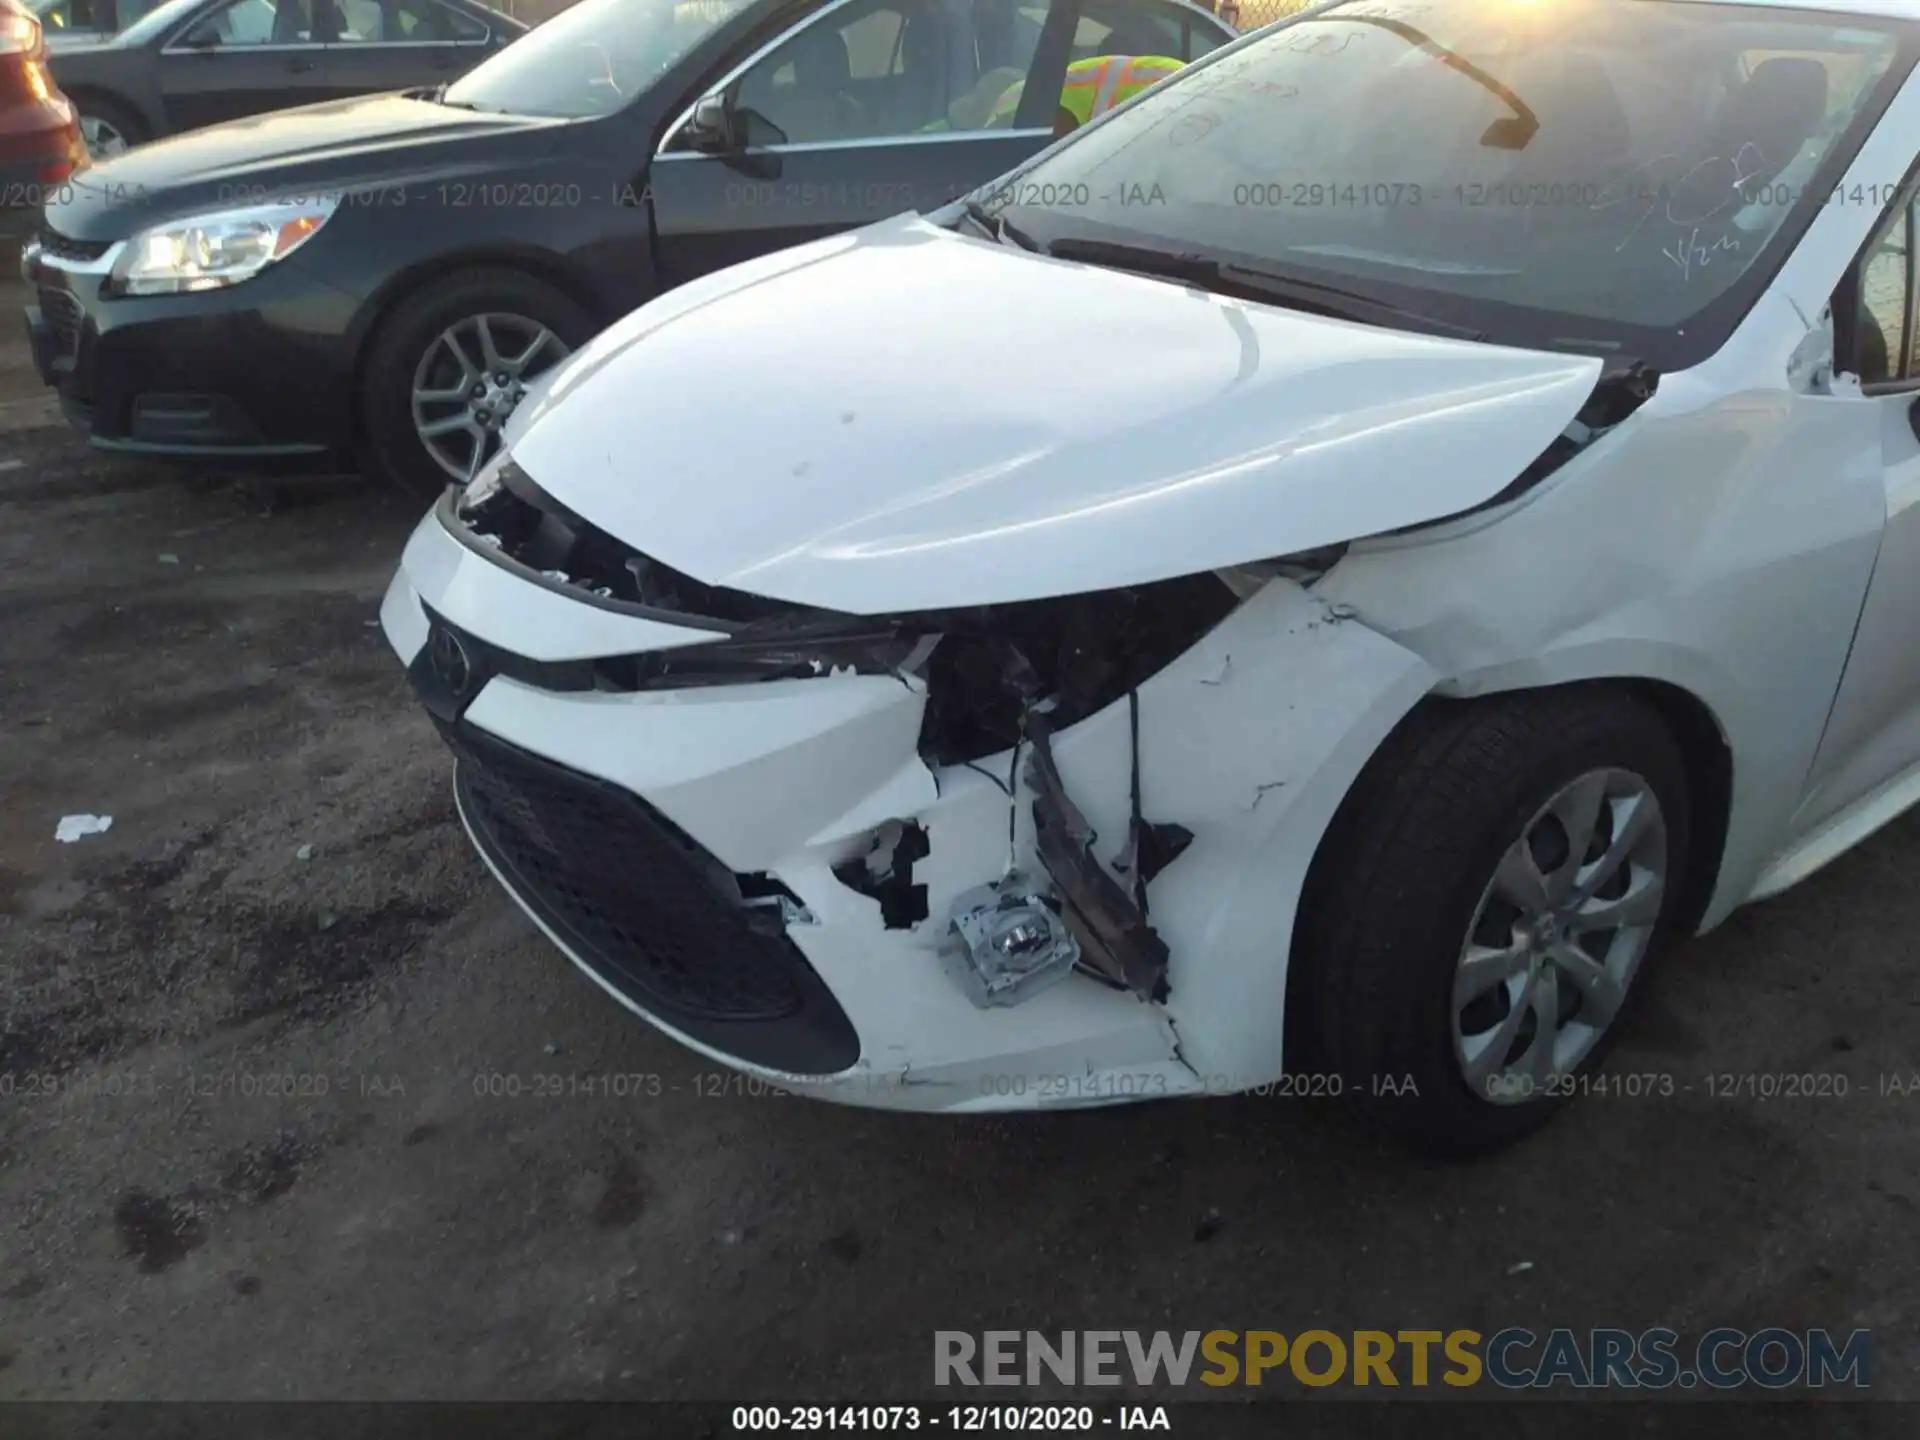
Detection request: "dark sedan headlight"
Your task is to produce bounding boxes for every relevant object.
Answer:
[111,196,340,296]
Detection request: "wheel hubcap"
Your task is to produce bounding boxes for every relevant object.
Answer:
[1453,767,1668,1104]
[410,312,570,483]
[81,115,127,157]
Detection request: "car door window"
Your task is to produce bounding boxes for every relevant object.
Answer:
[1071,0,1225,63]
[986,0,1213,134]
[1852,198,1917,387]
[40,0,106,33]
[330,0,485,42]
[183,0,318,45]
[732,0,1122,144]
[734,0,951,144]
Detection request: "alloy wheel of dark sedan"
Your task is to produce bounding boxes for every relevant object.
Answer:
[411,313,571,484]
[79,113,131,157]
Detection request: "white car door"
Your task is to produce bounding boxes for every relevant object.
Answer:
[1790,175,1920,846]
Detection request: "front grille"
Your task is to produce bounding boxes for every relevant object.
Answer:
[38,287,81,361]
[37,229,110,263]
[444,722,861,1074]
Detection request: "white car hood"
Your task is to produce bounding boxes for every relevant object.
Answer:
[508,215,1604,614]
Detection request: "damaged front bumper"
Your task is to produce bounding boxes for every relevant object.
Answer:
[384,500,1438,1111]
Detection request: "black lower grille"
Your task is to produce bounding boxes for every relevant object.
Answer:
[38,287,80,360]
[445,722,860,1075]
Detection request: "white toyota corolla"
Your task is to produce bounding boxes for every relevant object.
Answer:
[382,0,1920,1151]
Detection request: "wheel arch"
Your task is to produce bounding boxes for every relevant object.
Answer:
[345,247,610,454]
[62,85,154,141]
[1280,672,1734,1073]
[1290,673,1733,975]
[1628,676,1732,936]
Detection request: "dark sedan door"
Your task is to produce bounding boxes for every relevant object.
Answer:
[645,0,1232,286]
[314,0,501,101]
[157,0,339,131]
[642,0,1065,286]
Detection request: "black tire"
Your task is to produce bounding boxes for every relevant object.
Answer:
[1288,687,1692,1157]
[359,267,595,502]
[74,93,147,156]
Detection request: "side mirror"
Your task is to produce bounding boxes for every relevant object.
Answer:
[683,92,739,155]
[180,22,221,47]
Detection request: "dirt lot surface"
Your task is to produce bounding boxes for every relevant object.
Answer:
[2,259,1919,1409]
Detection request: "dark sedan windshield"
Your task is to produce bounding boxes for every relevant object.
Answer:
[987,0,1912,360]
[444,0,755,118]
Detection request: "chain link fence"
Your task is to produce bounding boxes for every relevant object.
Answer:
[1205,0,1319,31]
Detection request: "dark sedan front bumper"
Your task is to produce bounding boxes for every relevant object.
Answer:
[20,236,361,471]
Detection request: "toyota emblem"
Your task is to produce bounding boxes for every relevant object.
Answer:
[429,626,473,697]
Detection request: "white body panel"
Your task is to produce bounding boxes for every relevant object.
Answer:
[378,27,1920,1111]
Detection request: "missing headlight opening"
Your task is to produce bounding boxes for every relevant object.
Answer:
[915,573,1242,765]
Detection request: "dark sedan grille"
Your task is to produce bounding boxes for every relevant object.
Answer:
[447,724,809,1024]
[38,287,82,361]
[37,229,111,263]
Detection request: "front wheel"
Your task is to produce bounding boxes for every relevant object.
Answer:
[1290,689,1692,1156]
[359,268,594,501]
[76,96,145,158]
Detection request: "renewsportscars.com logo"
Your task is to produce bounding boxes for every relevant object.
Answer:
[933,1328,1872,1390]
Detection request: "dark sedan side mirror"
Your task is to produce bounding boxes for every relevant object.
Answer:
[180,21,221,47]
[684,93,741,155]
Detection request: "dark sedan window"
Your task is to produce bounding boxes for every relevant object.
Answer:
[34,0,164,32]
[442,0,756,118]
[332,0,486,42]
[183,0,319,44]
[736,0,962,142]
[118,0,230,43]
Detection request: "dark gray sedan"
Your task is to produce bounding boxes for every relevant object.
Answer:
[46,0,525,155]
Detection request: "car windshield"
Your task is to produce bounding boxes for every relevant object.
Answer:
[443,0,756,118]
[985,0,1913,362]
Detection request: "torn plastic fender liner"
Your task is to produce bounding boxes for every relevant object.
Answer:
[1025,708,1172,1003]
[831,819,931,929]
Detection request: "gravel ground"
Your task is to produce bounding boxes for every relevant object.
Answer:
[1,269,1918,1408]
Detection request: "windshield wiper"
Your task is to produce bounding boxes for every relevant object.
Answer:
[1041,237,1488,341]
[961,199,1040,252]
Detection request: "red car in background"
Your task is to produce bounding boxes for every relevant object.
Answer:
[0,0,82,206]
